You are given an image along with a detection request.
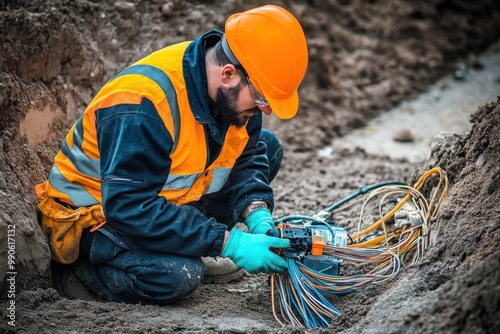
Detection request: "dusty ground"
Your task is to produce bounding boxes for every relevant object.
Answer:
[1,0,500,333]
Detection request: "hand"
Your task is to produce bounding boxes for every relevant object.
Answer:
[245,208,275,234]
[222,228,290,274]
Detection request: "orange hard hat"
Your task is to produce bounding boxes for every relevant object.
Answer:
[223,5,308,119]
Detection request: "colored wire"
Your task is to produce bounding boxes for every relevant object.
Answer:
[270,167,448,328]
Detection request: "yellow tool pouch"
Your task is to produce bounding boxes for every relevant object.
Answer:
[34,183,106,264]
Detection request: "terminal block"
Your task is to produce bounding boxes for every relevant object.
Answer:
[267,222,347,276]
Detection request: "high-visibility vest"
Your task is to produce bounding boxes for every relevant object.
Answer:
[44,37,249,207]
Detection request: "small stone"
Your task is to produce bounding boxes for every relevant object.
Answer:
[161,2,174,17]
[454,62,469,80]
[393,129,415,142]
[113,1,136,18]
[0,175,6,189]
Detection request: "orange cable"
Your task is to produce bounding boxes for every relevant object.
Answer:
[270,274,285,328]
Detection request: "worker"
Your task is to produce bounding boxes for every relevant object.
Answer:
[35,4,308,304]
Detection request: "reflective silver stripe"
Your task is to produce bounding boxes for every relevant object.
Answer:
[162,167,231,194]
[207,168,231,193]
[113,64,181,151]
[48,165,98,207]
[163,173,202,190]
[60,117,100,179]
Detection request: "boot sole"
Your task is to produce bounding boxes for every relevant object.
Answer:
[202,268,246,284]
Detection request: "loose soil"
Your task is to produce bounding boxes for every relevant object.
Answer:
[0,1,499,333]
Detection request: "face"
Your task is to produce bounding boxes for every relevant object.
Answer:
[216,78,262,128]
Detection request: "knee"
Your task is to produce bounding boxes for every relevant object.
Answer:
[97,254,204,305]
[160,257,205,302]
[134,255,204,304]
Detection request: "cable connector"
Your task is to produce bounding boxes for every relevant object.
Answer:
[395,202,422,227]
[311,235,325,256]
[313,210,330,220]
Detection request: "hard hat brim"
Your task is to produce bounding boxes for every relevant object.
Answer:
[267,90,299,120]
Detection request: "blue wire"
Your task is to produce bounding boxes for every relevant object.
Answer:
[274,180,408,328]
[287,259,341,328]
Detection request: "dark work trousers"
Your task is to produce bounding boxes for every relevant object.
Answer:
[74,129,283,305]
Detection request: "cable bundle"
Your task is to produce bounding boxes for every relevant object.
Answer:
[271,259,341,328]
[270,167,449,328]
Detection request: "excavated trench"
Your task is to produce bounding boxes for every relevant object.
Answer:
[1,1,499,333]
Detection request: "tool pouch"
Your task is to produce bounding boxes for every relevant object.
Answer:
[35,182,106,264]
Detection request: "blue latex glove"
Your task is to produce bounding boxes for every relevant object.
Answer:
[245,208,275,234]
[222,228,290,274]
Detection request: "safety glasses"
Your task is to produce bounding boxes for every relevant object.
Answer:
[244,76,269,108]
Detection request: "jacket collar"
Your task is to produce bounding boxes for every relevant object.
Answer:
[183,29,226,144]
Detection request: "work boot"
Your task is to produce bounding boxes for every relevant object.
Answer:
[202,257,246,284]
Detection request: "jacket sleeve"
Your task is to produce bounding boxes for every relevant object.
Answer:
[96,97,227,257]
[216,113,275,221]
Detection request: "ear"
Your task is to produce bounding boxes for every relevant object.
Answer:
[220,64,238,84]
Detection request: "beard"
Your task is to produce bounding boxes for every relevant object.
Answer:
[216,81,260,128]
